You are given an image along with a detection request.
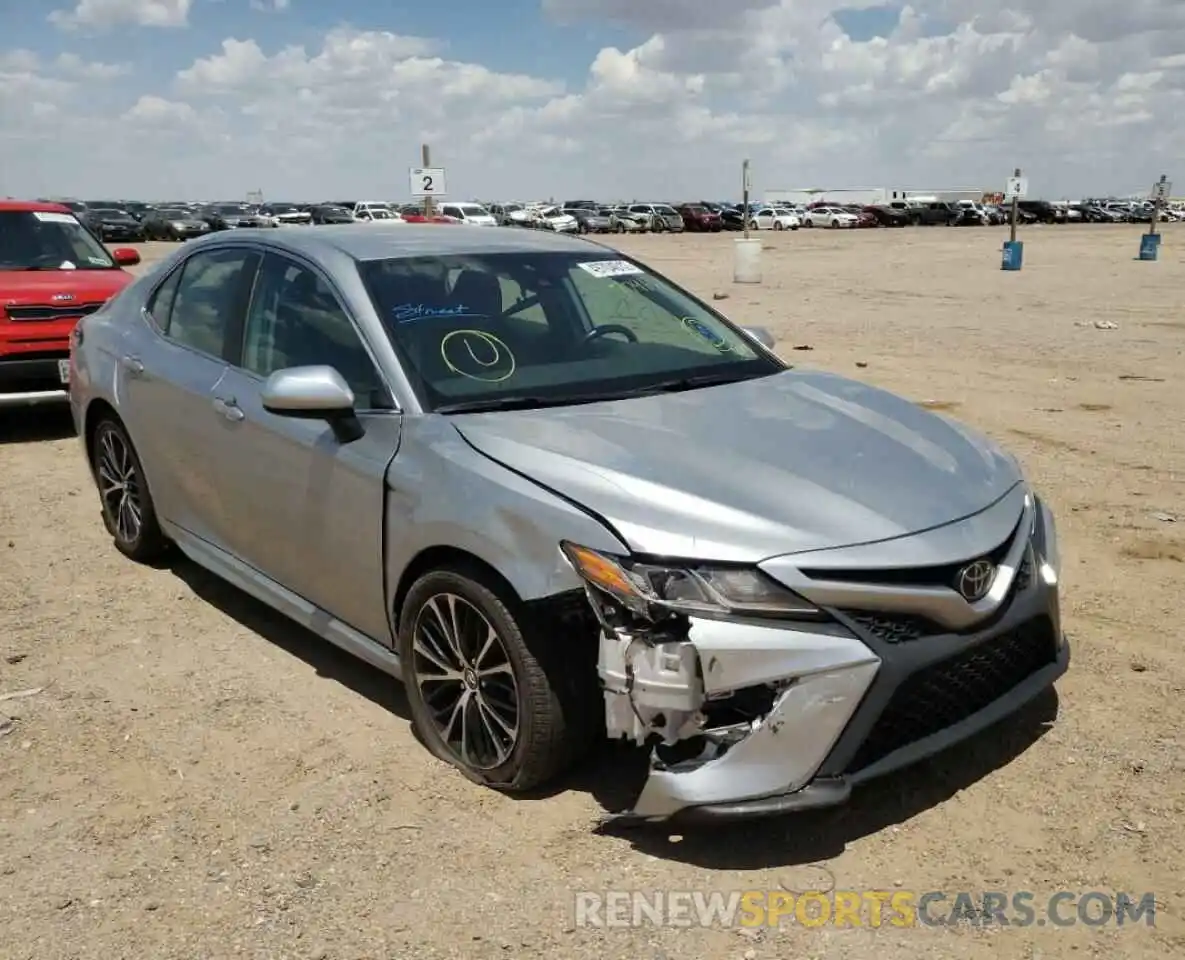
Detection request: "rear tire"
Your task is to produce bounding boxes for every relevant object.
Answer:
[90,417,170,563]
[398,567,595,792]
[774,221,784,231]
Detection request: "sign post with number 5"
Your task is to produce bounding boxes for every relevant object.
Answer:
[410,167,447,198]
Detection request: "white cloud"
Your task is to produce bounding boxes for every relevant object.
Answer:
[249,0,290,11]
[123,94,197,122]
[7,2,1185,199]
[49,0,192,30]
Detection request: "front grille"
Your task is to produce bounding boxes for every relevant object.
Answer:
[839,547,1034,645]
[5,302,104,322]
[801,517,1022,589]
[844,616,1057,773]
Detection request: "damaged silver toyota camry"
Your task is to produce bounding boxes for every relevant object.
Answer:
[70,224,1068,824]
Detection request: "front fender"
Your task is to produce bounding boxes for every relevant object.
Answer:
[383,418,628,631]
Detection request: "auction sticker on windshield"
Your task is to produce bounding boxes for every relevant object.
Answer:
[33,211,78,224]
[578,260,644,278]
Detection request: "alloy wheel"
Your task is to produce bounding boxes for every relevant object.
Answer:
[412,593,520,770]
[96,427,143,545]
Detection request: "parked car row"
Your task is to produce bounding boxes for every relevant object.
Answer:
[31,192,1183,252]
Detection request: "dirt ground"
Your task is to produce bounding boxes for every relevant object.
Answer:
[1,224,1183,960]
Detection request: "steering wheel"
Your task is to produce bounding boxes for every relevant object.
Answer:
[583,323,638,345]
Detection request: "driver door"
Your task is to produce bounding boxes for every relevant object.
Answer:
[209,252,398,642]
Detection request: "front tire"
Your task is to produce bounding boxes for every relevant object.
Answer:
[398,567,591,792]
[91,417,169,563]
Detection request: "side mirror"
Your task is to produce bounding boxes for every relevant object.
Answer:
[260,365,364,442]
[740,325,776,350]
[112,247,141,266]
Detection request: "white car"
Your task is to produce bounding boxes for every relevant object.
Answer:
[439,202,499,226]
[749,207,801,231]
[802,206,859,228]
[354,202,401,223]
[530,206,579,233]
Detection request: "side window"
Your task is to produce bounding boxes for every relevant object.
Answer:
[241,254,392,411]
[166,248,260,359]
[441,205,462,219]
[145,264,183,329]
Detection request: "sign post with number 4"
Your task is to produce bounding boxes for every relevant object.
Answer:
[410,167,446,198]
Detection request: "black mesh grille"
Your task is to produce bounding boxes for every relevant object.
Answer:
[1015,552,1032,592]
[842,612,934,645]
[844,616,1057,773]
[4,302,104,322]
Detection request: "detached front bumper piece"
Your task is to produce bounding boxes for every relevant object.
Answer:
[593,496,1068,825]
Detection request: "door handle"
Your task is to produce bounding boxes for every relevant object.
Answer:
[212,397,245,422]
[122,355,144,376]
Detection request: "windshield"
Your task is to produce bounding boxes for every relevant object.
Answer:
[655,205,678,215]
[370,209,393,219]
[458,204,490,216]
[359,252,780,411]
[0,210,116,271]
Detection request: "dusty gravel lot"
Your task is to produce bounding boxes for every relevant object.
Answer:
[2,224,1183,960]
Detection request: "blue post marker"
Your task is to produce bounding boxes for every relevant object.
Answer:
[1139,175,1170,261]
[1002,240,1024,271]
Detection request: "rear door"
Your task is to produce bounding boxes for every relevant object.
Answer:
[118,246,261,546]
[209,251,399,641]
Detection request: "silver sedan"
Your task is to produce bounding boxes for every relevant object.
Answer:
[69,224,1068,824]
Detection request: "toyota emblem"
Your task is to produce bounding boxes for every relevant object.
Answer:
[955,559,995,602]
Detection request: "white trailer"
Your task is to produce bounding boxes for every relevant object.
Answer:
[764,187,887,207]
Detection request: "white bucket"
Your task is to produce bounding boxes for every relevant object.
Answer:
[733,238,762,283]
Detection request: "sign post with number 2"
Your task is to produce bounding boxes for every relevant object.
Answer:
[410,167,446,198]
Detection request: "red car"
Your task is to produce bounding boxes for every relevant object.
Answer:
[399,204,458,224]
[1,200,141,408]
[677,204,723,232]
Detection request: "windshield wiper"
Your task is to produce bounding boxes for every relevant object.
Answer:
[435,394,618,414]
[615,371,767,396]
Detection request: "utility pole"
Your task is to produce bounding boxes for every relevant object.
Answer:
[1150,174,1167,237]
[422,144,434,218]
[742,159,751,240]
[1009,167,1020,245]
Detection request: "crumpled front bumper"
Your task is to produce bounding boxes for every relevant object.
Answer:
[599,497,1068,825]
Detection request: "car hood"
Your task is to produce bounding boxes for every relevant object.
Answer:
[452,370,1023,562]
[1,268,132,305]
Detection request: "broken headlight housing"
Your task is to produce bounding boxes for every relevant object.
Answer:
[561,542,822,621]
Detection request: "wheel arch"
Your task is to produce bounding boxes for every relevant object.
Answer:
[82,397,121,468]
[391,545,522,627]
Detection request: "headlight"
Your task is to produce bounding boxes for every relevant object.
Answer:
[1035,499,1059,585]
[561,542,821,620]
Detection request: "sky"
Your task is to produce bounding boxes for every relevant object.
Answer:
[1,0,1183,201]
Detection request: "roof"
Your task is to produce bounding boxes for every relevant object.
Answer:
[223,223,612,261]
[0,199,73,213]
